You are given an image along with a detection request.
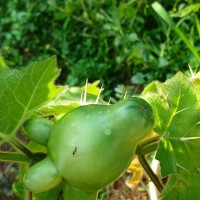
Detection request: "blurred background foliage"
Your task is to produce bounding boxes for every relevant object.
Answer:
[1,0,200,99]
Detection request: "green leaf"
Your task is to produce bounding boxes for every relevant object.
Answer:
[177,3,200,17]
[152,2,200,63]
[0,151,29,163]
[37,81,105,117]
[131,72,145,84]
[190,71,200,89]
[161,169,200,200]
[0,53,7,68]
[143,72,200,199]
[195,15,200,38]
[151,2,175,27]
[12,182,25,199]
[155,138,177,177]
[0,56,60,135]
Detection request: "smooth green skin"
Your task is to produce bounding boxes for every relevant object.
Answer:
[32,183,63,200]
[63,183,98,200]
[23,156,62,193]
[23,117,53,146]
[23,97,154,199]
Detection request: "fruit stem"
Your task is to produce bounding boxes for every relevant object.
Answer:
[138,155,163,193]
[136,136,160,155]
[9,135,33,158]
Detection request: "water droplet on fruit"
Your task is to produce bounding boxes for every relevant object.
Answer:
[104,128,112,135]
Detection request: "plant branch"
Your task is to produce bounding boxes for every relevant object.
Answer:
[0,151,29,163]
[138,155,163,193]
[136,136,160,155]
[8,135,33,159]
[136,136,163,192]
[25,190,32,200]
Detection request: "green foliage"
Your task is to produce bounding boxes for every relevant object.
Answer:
[1,54,200,199]
[0,56,60,135]
[142,72,200,199]
[1,0,200,97]
[0,56,104,199]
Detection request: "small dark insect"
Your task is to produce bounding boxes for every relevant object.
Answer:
[72,147,77,156]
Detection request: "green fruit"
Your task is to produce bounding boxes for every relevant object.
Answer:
[48,97,153,191]
[23,118,53,146]
[23,156,62,193]
[23,97,154,199]
[32,183,63,200]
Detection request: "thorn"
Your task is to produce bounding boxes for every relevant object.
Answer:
[95,85,103,104]
[180,136,200,141]
[80,90,84,105]
[84,79,88,105]
[188,64,195,78]
[107,97,111,105]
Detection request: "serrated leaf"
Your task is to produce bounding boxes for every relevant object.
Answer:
[0,57,60,135]
[142,72,200,198]
[155,138,177,177]
[37,82,105,117]
[161,169,200,200]
[143,81,171,134]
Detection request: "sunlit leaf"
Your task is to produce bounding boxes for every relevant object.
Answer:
[0,53,7,68]
[37,81,105,117]
[0,56,60,135]
[143,72,200,199]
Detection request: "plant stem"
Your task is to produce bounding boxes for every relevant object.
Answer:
[8,135,33,158]
[0,151,29,163]
[63,183,98,200]
[137,136,160,152]
[25,190,32,200]
[136,142,158,155]
[136,136,163,192]
[138,155,163,193]
[136,136,160,156]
